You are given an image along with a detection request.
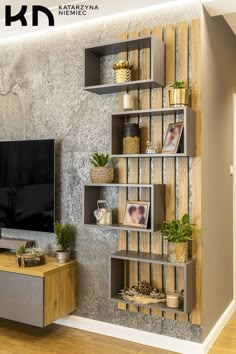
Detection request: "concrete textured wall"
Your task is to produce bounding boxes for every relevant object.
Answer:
[0,0,202,342]
[201,9,236,340]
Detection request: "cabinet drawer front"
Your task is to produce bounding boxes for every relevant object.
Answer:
[0,271,43,327]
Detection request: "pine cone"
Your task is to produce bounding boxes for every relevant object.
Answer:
[138,281,152,295]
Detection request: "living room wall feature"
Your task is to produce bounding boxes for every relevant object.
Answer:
[0,0,202,342]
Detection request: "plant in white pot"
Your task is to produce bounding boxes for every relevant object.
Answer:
[168,80,188,107]
[55,222,72,264]
[90,153,114,183]
[160,214,201,263]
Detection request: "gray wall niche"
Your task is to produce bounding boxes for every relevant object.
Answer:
[0,0,202,342]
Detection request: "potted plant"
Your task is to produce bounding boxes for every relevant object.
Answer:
[55,222,72,264]
[160,214,201,263]
[168,80,188,107]
[90,153,114,183]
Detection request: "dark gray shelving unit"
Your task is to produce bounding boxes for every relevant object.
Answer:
[110,250,196,314]
[111,107,196,157]
[84,36,165,94]
[83,183,165,233]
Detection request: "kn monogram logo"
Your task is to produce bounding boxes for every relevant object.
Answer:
[5,5,55,26]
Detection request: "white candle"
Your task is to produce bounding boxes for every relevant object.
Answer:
[123,93,134,111]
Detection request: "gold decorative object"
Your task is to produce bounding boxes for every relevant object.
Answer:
[123,123,140,154]
[168,241,188,263]
[169,88,188,107]
[145,141,156,154]
[113,60,133,83]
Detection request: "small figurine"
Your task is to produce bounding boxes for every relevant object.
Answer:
[145,141,157,154]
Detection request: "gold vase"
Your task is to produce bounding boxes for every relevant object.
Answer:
[168,241,188,263]
[168,88,188,107]
[115,69,131,83]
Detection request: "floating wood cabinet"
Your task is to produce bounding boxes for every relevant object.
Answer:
[111,107,196,157]
[0,253,77,327]
[83,183,165,232]
[84,36,165,94]
[110,250,196,314]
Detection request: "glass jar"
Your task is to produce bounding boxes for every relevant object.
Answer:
[123,123,140,154]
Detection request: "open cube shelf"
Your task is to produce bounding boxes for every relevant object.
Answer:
[110,250,196,314]
[83,183,165,233]
[111,107,196,157]
[84,36,165,94]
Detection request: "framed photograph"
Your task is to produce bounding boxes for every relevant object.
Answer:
[123,201,150,229]
[162,122,184,153]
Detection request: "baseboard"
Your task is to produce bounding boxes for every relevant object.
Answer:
[55,316,203,354]
[202,299,236,353]
[55,300,235,354]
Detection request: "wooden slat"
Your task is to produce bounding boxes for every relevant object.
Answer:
[176,21,189,322]
[139,28,151,315]
[128,30,140,313]
[118,32,128,311]
[164,24,176,320]
[151,25,163,317]
[191,18,202,325]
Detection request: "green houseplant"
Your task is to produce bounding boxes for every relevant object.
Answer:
[160,214,200,263]
[168,80,188,107]
[55,222,72,264]
[90,153,114,183]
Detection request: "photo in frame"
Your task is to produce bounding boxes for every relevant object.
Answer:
[123,201,150,229]
[162,122,184,153]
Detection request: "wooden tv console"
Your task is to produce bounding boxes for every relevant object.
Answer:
[0,253,77,327]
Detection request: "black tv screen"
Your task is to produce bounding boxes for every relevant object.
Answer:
[0,139,55,233]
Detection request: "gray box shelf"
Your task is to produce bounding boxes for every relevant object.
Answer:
[84,36,165,94]
[110,250,196,314]
[111,107,196,157]
[83,183,165,233]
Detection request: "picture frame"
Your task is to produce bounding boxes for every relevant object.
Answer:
[123,201,150,229]
[162,122,184,154]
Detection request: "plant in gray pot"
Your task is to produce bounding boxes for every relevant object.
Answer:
[90,153,114,183]
[160,214,201,263]
[55,222,72,264]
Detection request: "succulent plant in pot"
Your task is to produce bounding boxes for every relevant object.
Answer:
[160,214,201,263]
[168,80,188,107]
[90,153,114,183]
[55,222,72,264]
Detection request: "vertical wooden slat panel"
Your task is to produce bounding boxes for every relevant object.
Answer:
[191,18,202,325]
[139,28,151,315]
[152,25,163,317]
[164,24,176,320]
[128,30,140,313]
[118,32,128,311]
[176,21,189,322]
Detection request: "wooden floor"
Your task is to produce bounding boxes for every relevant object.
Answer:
[0,318,176,354]
[209,311,236,354]
[1,312,236,354]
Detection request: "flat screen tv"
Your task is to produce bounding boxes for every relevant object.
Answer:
[0,139,55,233]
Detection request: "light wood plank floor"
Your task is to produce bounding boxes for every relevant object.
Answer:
[209,311,236,353]
[0,318,176,354]
[1,312,236,354]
